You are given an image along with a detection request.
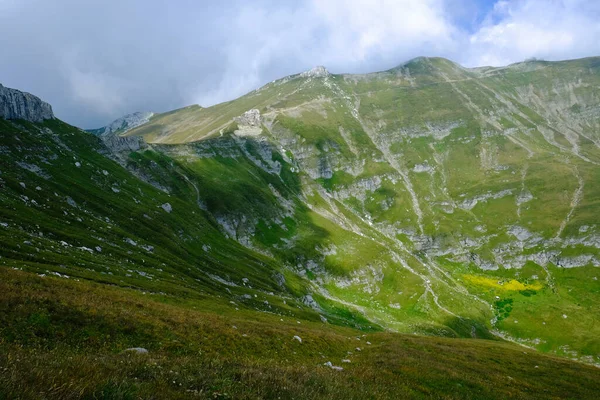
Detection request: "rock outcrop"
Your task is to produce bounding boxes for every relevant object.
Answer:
[100,132,146,153]
[89,112,151,154]
[88,111,154,136]
[0,83,54,122]
[300,66,329,78]
[234,109,262,136]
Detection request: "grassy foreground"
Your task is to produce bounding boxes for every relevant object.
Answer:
[1,268,598,399]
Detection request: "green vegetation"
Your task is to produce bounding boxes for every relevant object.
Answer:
[3,56,600,397]
[1,268,599,399]
[128,56,600,364]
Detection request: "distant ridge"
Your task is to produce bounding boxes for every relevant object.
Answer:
[87,111,154,136]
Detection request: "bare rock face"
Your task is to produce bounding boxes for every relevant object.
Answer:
[89,112,154,136]
[234,109,261,127]
[0,83,54,122]
[89,112,151,154]
[100,132,146,153]
[234,109,262,136]
[300,66,329,78]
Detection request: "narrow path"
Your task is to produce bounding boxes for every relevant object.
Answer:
[517,164,529,218]
[308,186,460,318]
[390,252,457,317]
[541,263,557,294]
[177,170,204,210]
[506,134,535,158]
[555,166,584,238]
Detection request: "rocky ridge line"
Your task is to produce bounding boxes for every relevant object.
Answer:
[0,83,54,122]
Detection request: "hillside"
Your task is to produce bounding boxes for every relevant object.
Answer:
[1,56,600,398]
[126,57,600,363]
[2,267,600,399]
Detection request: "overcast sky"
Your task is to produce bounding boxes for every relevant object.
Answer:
[1,0,599,128]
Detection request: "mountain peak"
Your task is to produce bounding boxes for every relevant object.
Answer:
[395,56,459,70]
[89,111,154,136]
[0,83,54,122]
[300,65,329,78]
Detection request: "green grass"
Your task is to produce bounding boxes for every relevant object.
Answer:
[1,268,599,400]
[3,55,600,397]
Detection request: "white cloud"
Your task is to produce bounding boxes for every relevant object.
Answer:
[467,0,600,66]
[311,0,456,63]
[195,0,460,106]
[65,69,127,117]
[1,0,599,127]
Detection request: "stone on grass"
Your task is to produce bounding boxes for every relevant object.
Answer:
[124,347,148,354]
[324,361,343,371]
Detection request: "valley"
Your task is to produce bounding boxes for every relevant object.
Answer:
[1,56,600,398]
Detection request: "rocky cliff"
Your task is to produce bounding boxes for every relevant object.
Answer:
[0,83,54,122]
[88,111,154,136]
[87,111,151,155]
[100,131,147,153]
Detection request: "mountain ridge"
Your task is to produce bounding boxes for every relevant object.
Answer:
[125,55,600,144]
[1,55,600,397]
[117,55,600,364]
[87,111,154,136]
[94,56,600,141]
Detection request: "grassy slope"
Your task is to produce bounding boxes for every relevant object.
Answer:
[2,120,597,398]
[2,57,600,397]
[0,118,377,329]
[1,267,599,400]
[123,57,600,363]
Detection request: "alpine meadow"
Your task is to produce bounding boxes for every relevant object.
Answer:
[1,43,600,399]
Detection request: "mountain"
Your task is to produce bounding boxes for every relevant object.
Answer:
[1,57,600,398]
[0,83,54,122]
[125,56,600,360]
[87,111,154,136]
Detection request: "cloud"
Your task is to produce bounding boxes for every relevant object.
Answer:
[64,67,127,117]
[310,0,457,63]
[195,0,460,106]
[467,0,600,66]
[0,0,234,127]
[0,0,598,128]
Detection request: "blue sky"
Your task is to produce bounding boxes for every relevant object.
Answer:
[1,0,599,128]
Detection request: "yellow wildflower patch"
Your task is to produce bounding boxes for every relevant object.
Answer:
[462,275,543,291]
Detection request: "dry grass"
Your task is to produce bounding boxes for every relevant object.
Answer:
[1,268,599,399]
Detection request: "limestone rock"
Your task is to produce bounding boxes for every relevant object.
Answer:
[100,132,146,153]
[301,66,329,78]
[234,109,262,136]
[89,112,154,136]
[124,347,149,354]
[0,83,54,122]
